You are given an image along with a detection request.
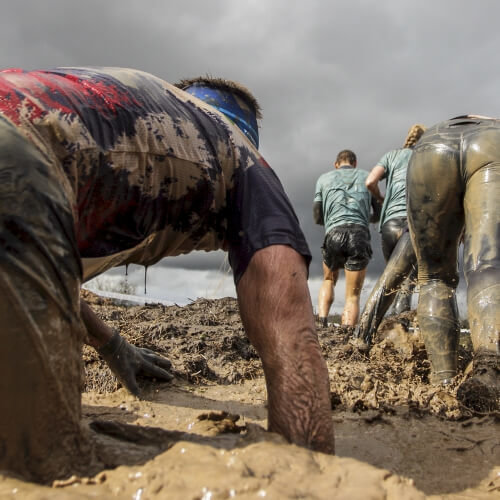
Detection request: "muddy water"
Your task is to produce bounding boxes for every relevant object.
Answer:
[0,294,498,498]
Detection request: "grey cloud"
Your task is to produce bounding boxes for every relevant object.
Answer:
[1,0,498,283]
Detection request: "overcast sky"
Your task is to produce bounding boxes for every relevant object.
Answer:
[1,0,492,312]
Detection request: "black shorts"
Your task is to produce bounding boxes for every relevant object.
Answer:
[322,224,372,271]
[381,217,408,262]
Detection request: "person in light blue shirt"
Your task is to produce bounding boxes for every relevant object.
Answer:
[314,149,380,327]
[356,125,426,342]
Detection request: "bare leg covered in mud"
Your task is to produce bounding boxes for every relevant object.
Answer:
[318,264,339,326]
[343,268,366,326]
[236,245,335,454]
[318,265,365,327]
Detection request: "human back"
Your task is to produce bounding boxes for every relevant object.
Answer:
[0,67,268,279]
[377,147,412,229]
[313,149,376,327]
[315,163,371,234]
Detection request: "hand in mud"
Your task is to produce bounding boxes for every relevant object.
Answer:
[98,330,174,396]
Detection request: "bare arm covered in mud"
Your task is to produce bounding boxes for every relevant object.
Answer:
[236,245,335,454]
[81,298,114,349]
[81,299,174,396]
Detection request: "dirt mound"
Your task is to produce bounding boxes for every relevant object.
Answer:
[1,291,497,498]
[82,291,261,393]
[82,291,481,420]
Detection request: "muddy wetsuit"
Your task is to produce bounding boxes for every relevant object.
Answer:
[378,148,416,313]
[0,67,310,481]
[355,149,417,343]
[407,115,499,384]
[314,166,373,272]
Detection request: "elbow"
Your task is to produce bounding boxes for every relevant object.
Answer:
[365,179,376,192]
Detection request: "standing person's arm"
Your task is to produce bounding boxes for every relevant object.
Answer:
[236,245,335,454]
[365,165,385,205]
[313,201,324,225]
[313,177,324,225]
[370,196,382,223]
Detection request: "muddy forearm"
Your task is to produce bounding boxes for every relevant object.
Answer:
[80,298,114,349]
[313,202,324,226]
[236,245,335,454]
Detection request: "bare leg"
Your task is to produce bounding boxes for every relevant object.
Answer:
[343,268,366,326]
[318,263,338,323]
[236,245,334,454]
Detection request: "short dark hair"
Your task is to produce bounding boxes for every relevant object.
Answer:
[336,149,357,165]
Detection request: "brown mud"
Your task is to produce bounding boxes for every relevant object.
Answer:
[0,291,498,499]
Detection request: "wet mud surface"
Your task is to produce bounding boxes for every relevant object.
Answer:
[0,291,498,499]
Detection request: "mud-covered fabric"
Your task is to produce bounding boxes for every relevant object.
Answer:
[356,230,416,345]
[321,224,372,271]
[407,115,500,379]
[381,216,408,262]
[314,166,372,234]
[0,117,89,481]
[376,148,413,230]
[380,217,415,314]
[0,67,310,283]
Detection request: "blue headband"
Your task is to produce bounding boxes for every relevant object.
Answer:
[183,84,259,149]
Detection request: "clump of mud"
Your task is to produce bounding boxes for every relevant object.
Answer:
[82,290,480,420]
[82,291,261,393]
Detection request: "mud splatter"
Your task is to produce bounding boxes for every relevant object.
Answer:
[0,291,497,499]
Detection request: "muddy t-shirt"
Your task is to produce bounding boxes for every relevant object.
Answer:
[376,148,413,230]
[314,166,372,235]
[0,67,310,283]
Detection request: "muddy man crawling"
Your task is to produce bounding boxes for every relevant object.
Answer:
[0,67,333,482]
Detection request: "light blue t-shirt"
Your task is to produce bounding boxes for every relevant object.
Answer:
[377,148,413,231]
[314,166,372,235]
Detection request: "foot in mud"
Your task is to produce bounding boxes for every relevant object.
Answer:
[457,351,500,413]
[318,316,328,328]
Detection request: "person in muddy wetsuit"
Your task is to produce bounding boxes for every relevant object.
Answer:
[405,115,499,411]
[0,67,334,482]
[355,125,426,344]
[313,150,379,327]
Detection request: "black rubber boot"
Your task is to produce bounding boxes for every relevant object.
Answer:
[419,315,459,384]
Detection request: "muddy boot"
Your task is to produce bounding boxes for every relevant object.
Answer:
[420,316,459,385]
[318,316,328,328]
[457,351,500,412]
[391,289,412,316]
